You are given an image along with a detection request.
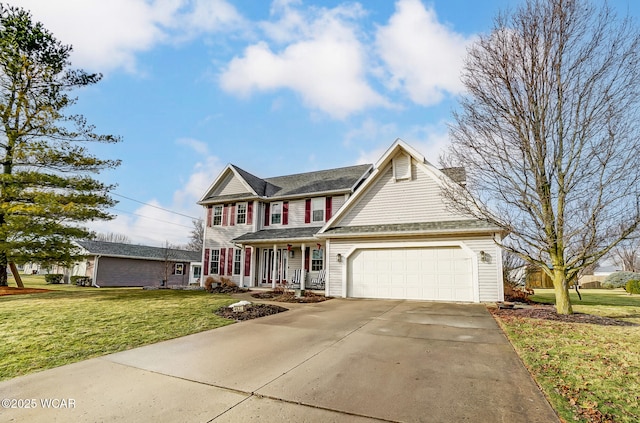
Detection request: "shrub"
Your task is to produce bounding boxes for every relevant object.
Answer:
[204,276,216,291]
[44,274,64,284]
[70,276,92,286]
[602,271,640,289]
[626,279,640,294]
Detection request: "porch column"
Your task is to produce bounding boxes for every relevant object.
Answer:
[301,243,306,290]
[239,247,245,288]
[271,244,277,288]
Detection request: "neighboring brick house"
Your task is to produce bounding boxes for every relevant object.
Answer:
[199,139,504,303]
[72,240,201,287]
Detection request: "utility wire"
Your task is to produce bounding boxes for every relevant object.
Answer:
[112,208,194,229]
[112,192,200,220]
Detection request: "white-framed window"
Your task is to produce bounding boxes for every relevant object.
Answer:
[236,202,247,224]
[173,263,184,275]
[312,197,325,222]
[271,202,282,225]
[210,249,220,274]
[311,249,323,271]
[233,249,242,275]
[212,205,223,226]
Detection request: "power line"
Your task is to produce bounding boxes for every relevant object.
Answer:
[112,192,200,220]
[112,208,194,229]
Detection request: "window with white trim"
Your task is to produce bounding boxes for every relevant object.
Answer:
[173,263,184,275]
[311,249,323,271]
[312,197,325,222]
[210,249,220,274]
[271,202,282,225]
[212,206,223,226]
[236,202,247,224]
[233,249,242,275]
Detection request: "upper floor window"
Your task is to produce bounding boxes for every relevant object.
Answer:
[271,202,282,225]
[212,205,223,226]
[312,197,325,222]
[236,202,247,224]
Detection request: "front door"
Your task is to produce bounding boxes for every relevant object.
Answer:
[261,248,288,284]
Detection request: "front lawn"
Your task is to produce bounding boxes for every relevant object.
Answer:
[0,276,236,381]
[493,289,640,423]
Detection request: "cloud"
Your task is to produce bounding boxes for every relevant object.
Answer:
[355,122,452,166]
[15,0,244,73]
[375,0,474,105]
[88,138,223,246]
[219,2,388,119]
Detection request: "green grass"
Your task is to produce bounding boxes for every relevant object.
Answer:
[0,275,236,381]
[494,289,640,422]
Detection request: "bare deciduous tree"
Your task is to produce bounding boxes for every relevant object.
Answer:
[611,239,640,272]
[186,219,204,252]
[94,232,131,244]
[441,0,640,314]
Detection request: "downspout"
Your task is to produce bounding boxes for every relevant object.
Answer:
[92,255,101,288]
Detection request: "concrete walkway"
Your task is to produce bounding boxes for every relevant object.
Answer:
[0,299,558,422]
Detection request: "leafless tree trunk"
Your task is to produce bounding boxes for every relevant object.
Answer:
[441,0,640,314]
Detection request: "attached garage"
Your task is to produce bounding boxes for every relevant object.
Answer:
[347,246,476,302]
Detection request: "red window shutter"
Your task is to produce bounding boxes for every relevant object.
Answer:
[204,249,210,275]
[325,197,332,221]
[230,204,236,226]
[283,201,289,225]
[207,206,212,227]
[244,248,252,277]
[305,199,311,223]
[264,203,270,226]
[304,247,310,271]
[219,248,226,275]
[247,202,253,225]
[227,248,233,275]
[222,204,228,226]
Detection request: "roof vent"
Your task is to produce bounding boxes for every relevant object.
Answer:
[393,153,412,181]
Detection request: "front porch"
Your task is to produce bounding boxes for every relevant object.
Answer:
[232,227,327,291]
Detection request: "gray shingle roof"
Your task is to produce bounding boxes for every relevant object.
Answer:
[232,227,324,243]
[76,240,201,262]
[440,167,466,183]
[262,164,372,198]
[320,220,500,236]
[230,165,266,195]
[203,164,373,203]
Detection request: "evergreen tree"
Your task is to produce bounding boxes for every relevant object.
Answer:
[0,5,120,285]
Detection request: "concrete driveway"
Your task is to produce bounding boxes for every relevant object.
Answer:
[0,299,558,422]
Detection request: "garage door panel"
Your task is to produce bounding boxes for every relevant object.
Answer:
[348,247,473,302]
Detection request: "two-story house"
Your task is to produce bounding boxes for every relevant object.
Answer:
[199,139,504,303]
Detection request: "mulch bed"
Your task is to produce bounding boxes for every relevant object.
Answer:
[215,303,288,321]
[251,290,330,303]
[490,304,637,326]
[0,286,52,296]
[208,286,249,294]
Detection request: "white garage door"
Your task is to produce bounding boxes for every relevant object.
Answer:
[348,247,474,302]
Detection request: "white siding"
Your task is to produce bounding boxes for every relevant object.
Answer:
[462,237,503,302]
[211,173,251,197]
[337,160,469,227]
